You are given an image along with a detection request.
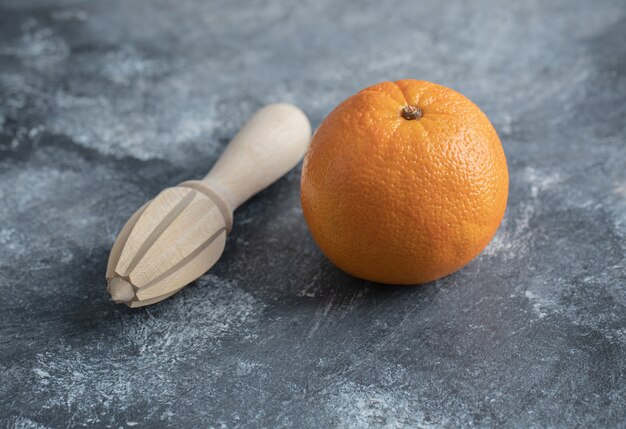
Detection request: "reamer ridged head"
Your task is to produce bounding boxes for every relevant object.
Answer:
[106,181,232,308]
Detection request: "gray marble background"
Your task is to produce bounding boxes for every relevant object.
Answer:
[1,0,625,427]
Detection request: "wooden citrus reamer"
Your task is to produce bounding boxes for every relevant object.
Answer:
[106,104,311,307]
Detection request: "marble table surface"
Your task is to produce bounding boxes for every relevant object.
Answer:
[1,0,625,427]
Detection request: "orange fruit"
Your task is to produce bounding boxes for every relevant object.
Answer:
[301,79,508,284]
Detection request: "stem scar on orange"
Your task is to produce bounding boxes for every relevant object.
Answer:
[300,79,509,284]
